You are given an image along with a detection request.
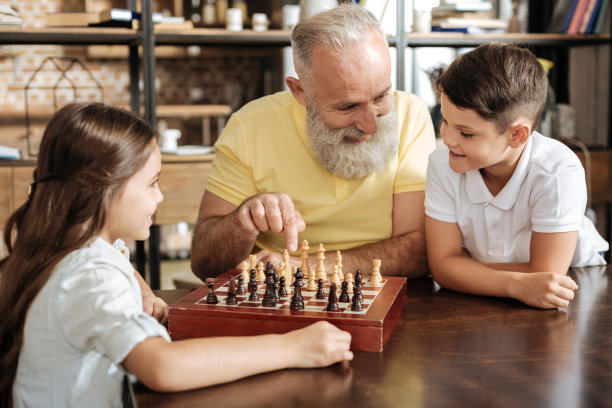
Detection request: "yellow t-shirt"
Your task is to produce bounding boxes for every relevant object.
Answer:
[206,90,436,255]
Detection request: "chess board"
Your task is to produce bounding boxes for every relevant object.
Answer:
[169,270,407,352]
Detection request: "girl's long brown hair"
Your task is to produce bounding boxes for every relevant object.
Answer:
[0,102,155,407]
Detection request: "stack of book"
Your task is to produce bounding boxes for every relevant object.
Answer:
[431,0,506,33]
[548,0,610,34]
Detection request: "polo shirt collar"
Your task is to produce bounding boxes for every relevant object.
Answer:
[465,133,534,210]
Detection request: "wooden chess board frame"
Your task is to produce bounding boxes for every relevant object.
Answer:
[169,270,408,352]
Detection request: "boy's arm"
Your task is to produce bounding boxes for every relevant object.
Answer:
[425,216,577,308]
[480,231,579,274]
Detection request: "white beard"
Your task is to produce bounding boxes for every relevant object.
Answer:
[305,105,398,179]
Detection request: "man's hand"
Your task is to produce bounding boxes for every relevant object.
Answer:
[237,193,305,253]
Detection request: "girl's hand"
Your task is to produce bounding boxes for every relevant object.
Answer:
[283,321,353,368]
[142,294,169,325]
[513,272,578,309]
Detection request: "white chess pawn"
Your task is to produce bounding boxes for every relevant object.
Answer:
[345,272,354,294]
[331,264,341,286]
[371,259,382,287]
[256,261,265,281]
[240,260,249,282]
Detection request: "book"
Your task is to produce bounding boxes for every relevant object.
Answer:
[46,12,100,27]
[585,0,603,33]
[563,0,581,32]
[548,0,577,32]
[98,8,136,23]
[434,17,507,29]
[592,0,610,33]
[0,145,21,160]
[567,0,590,33]
[579,0,601,33]
[434,2,493,12]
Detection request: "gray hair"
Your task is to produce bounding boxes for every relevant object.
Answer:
[291,4,386,84]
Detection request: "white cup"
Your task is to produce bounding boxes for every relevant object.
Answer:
[252,13,268,31]
[413,9,432,33]
[226,7,243,31]
[282,5,300,30]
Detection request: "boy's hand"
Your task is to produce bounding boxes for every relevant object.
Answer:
[513,272,578,309]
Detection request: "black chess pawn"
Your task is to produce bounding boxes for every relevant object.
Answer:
[262,266,277,307]
[205,279,219,304]
[248,269,259,302]
[273,270,280,302]
[326,282,339,311]
[351,285,363,312]
[278,276,288,297]
[235,274,246,295]
[226,277,238,305]
[339,281,350,302]
[248,269,258,292]
[316,278,326,299]
[354,270,364,303]
[290,267,305,310]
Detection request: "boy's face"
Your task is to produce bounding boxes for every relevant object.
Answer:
[439,93,515,174]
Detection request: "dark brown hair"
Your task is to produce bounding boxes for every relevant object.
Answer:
[435,42,548,132]
[0,102,155,407]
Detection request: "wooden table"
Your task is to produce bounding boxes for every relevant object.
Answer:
[134,265,612,408]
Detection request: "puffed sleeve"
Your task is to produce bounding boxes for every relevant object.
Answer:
[57,259,170,365]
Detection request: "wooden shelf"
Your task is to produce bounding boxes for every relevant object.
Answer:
[0,27,139,45]
[402,32,612,47]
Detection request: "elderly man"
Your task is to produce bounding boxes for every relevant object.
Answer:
[191,5,436,279]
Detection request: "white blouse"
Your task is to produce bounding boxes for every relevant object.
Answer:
[13,237,170,408]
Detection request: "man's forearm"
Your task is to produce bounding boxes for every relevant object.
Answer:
[325,231,428,278]
[191,211,258,280]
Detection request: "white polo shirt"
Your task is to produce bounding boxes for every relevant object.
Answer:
[425,132,608,267]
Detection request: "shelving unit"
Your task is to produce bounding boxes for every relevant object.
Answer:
[1,0,611,287]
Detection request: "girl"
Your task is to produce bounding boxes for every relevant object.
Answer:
[0,102,353,407]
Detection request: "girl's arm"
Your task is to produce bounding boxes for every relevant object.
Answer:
[425,216,577,309]
[122,320,352,392]
[134,271,169,325]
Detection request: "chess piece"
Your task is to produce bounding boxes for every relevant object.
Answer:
[326,282,339,311]
[316,278,325,299]
[256,261,265,281]
[240,260,249,282]
[351,285,363,311]
[300,239,310,279]
[345,272,354,294]
[331,264,340,285]
[339,281,350,302]
[306,268,317,291]
[249,254,257,271]
[354,270,364,303]
[248,269,259,302]
[262,265,277,307]
[290,267,305,310]
[278,276,288,297]
[236,273,246,295]
[335,250,344,281]
[370,259,382,287]
[316,243,326,282]
[226,277,238,305]
[273,269,280,302]
[205,279,219,304]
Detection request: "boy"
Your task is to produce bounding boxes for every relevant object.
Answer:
[425,43,608,309]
